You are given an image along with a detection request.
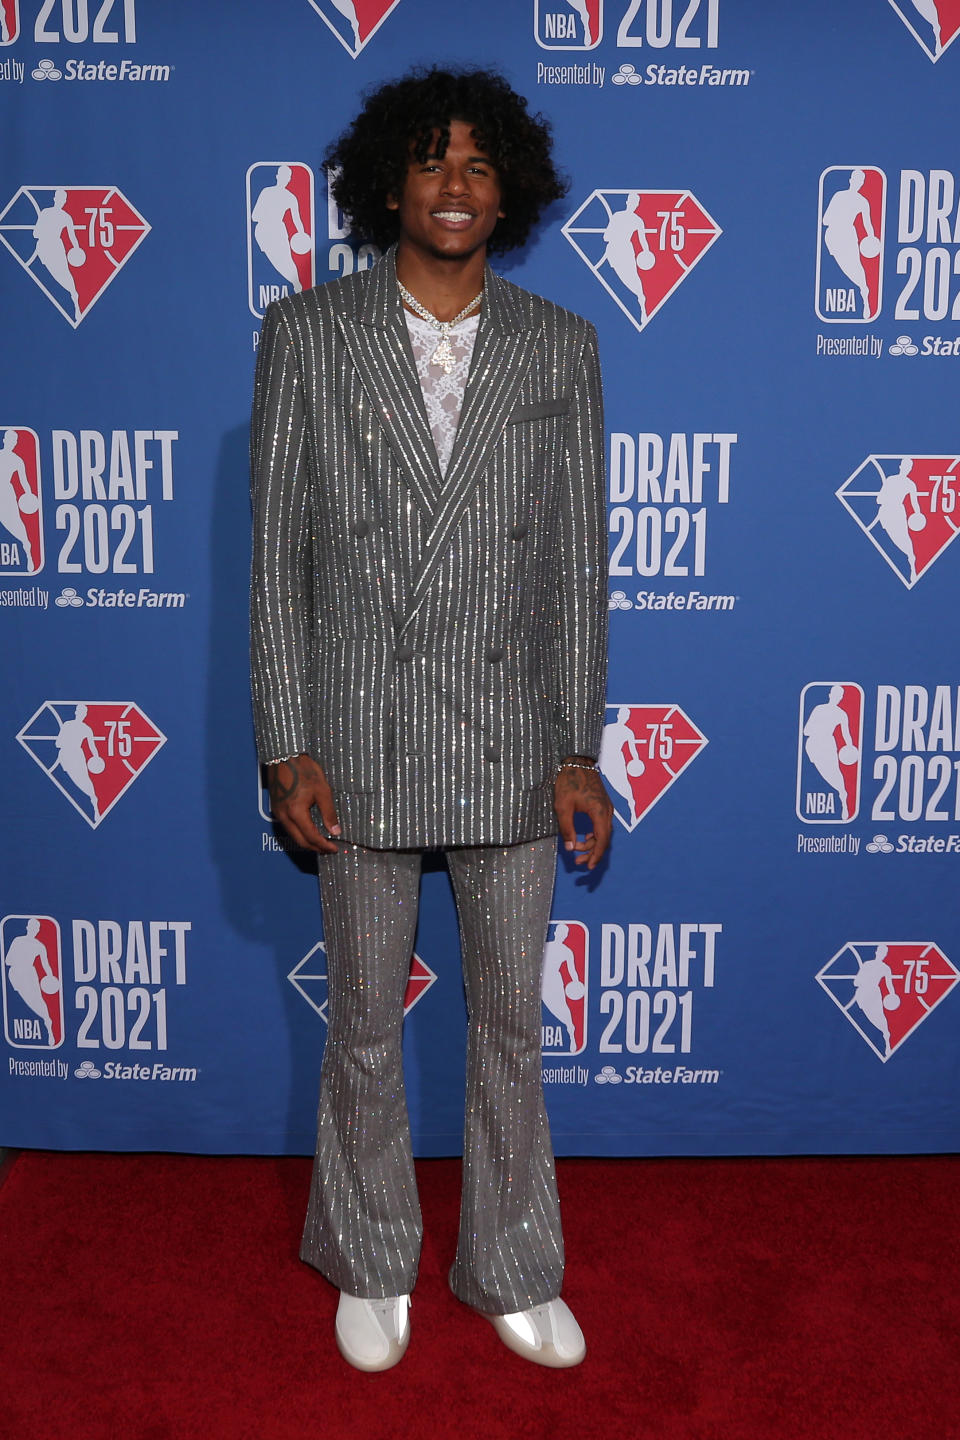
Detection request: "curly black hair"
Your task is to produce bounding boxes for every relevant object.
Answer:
[325,66,568,255]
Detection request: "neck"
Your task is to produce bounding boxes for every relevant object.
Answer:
[394,242,487,322]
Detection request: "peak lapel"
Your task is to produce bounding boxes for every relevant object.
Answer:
[336,248,443,519]
[399,269,536,633]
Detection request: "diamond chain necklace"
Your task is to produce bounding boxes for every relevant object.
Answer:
[397,279,483,375]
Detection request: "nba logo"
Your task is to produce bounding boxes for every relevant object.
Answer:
[837,454,960,589]
[796,683,864,824]
[1,915,64,1049]
[563,189,722,335]
[17,700,166,828]
[887,1,960,62]
[305,0,402,58]
[535,0,602,49]
[0,185,150,328]
[247,163,315,320]
[0,1,19,44]
[0,426,43,575]
[816,941,959,1061]
[816,166,886,323]
[541,921,588,1056]
[599,703,708,831]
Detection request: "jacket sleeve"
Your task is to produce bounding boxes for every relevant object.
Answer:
[249,302,315,763]
[554,321,608,761]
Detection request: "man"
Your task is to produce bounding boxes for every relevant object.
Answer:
[250,67,611,1373]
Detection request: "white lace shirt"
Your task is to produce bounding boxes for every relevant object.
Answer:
[403,308,480,477]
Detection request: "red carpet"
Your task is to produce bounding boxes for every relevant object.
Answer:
[1,1151,958,1440]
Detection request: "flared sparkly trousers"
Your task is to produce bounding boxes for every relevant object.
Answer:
[299,836,565,1315]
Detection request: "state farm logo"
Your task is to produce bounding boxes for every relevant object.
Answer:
[797,683,864,825]
[887,0,960,61]
[305,0,401,57]
[246,163,315,319]
[0,426,43,575]
[541,921,588,1056]
[599,703,708,831]
[817,941,959,1060]
[0,0,19,45]
[816,166,886,323]
[535,0,602,48]
[563,189,721,333]
[1,916,63,1049]
[288,940,437,1022]
[837,455,960,588]
[0,186,149,326]
[17,701,166,827]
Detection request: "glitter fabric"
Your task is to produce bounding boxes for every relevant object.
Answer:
[249,245,607,850]
[299,836,562,1314]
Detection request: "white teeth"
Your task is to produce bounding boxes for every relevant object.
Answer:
[433,211,473,221]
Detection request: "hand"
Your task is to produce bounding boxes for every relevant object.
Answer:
[554,765,613,871]
[266,754,341,853]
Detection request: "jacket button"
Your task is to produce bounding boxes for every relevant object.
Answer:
[395,643,414,662]
[511,522,528,540]
[352,518,371,538]
[484,747,501,763]
[486,648,503,663]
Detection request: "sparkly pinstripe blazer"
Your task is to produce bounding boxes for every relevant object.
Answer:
[250,246,607,849]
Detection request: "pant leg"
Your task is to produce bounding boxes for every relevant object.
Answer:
[300,841,423,1298]
[445,836,564,1314]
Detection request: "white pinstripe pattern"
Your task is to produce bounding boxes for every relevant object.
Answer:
[250,246,608,849]
[300,836,562,1313]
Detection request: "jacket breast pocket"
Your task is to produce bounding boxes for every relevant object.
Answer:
[506,398,571,424]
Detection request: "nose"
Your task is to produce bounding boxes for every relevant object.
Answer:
[441,167,469,196]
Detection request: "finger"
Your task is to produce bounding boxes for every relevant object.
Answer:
[587,815,612,869]
[278,805,338,854]
[317,795,342,838]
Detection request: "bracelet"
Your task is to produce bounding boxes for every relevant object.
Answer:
[263,754,299,767]
[556,758,599,776]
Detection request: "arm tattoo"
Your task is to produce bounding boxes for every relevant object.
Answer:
[268,758,300,805]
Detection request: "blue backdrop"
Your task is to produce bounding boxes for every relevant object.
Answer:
[2,0,959,1156]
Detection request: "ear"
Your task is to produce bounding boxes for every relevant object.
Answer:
[386,193,399,212]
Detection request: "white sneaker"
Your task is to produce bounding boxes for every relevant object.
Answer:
[487,1298,586,1368]
[335,1292,411,1372]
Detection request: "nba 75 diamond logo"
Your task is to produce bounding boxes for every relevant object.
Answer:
[837,455,960,588]
[817,941,958,1060]
[563,189,721,334]
[0,186,150,327]
[288,940,436,1021]
[599,703,708,831]
[305,0,401,57]
[887,0,960,61]
[17,701,166,827]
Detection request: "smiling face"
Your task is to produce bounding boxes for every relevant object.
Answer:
[386,118,505,265]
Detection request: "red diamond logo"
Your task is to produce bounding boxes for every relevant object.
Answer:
[563,188,721,333]
[599,703,708,832]
[0,186,150,327]
[289,942,437,1021]
[837,455,960,589]
[817,942,959,1060]
[17,701,166,828]
[886,1,960,62]
[305,0,402,57]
